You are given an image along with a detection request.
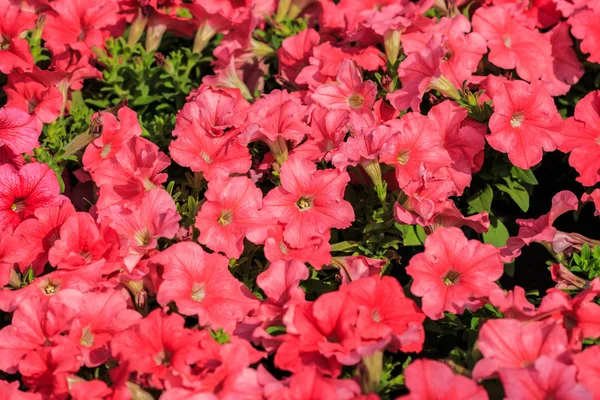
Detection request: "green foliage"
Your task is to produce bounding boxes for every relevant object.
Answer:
[570,244,600,280]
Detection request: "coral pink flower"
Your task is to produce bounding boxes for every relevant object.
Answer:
[274,292,361,377]
[406,227,503,319]
[13,199,75,273]
[263,156,354,249]
[278,28,321,85]
[573,346,600,398]
[240,90,309,164]
[170,125,251,182]
[386,36,455,112]
[332,256,385,284]
[292,108,350,162]
[42,0,118,60]
[569,9,600,63]
[65,290,141,367]
[181,85,250,136]
[379,113,453,189]
[0,379,42,400]
[259,365,361,400]
[4,73,63,128]
[472,6,553,82]
[0,225,24,288]
[0,295,75,375]
[0,163,61,229]
[100,189,181,271]
[428,101,487,194]
[582,189,600,216]
[82,107,142,173]
[263,223,332,269]
[195,176,268,259]
[473,319,570,380]
[544,22,583,96]
[154,242,259,332]
[93,137,170,209]
[111,310,208,388]
[487,80,563,169]
[559,90,600,186]
[499,356,592,400]
[0,2,36,74]
[398,359,488,400]
[340,275,425,353]
[0,106,40,156]
[48,212,121,272]
[312,60,377,131]
[255,259,309,326]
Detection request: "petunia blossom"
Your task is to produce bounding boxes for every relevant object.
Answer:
[406,227,503,319]
[263,156,354,249]
[153,242,259,332]
[0,163,61,230]
[559,90,600,186]
[487,80,563,169]
[398,359,488,400]
[473,319,570,380]
[0,106,40,156]
[312,60,377,131]
[195,176,269,259]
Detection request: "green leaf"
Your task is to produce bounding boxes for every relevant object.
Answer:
[395,224,423,246]
[510,166,538,185]
[483,218,510,248]
[330,241,359,252]
[468,184,493,213]
[496,179,530,212]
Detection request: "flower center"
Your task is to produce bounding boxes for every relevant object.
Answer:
[397,150,410,165]
[200,150,213,164]
[11,198,26,213]
[43,282,57,295]
[296,196,313,211]
[348,93,364,109]
[510,112,525,128]
[79,326,95,347]
[217,210,233,226]
[443,270,460,286]
[100,143,112,159]
[154,349,171,366]
[134,228,152,247]
[191,283,206,302]
[372,309,381,322]
[503,35,512,48]
[142,177,157,191]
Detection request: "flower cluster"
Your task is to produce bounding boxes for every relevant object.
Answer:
[1,0,600,398]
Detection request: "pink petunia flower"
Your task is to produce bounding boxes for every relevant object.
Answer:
[559,90,600,186]
[263,223,332,269]
[0,163,61,230]
[240,89,309,165]
[0,106,40,156]
[195,176,269,259]
[4,73,63,129]
[406,227,503,319]
[473,319,570,380]
[64,290,141,367]
[277,28,321,86]
[100,188,181,271]
[398,359,488,400]
[82,106,142,174]
[499,356,592,400]
[573,345,600,399]
[569,8,600,63]
[292,107,350,163]
[487,80,563,169]
[153,242,259,332]
[472,5,553,82]
[340,275,425,353]
[379,112,453,189]
[582,189,600,216]
[263,156,354,249]
[93,136,170,209]
[0,2,36,74]
[12,199,75,274]
[312,60,377,131]
[111,309,209,389]
[48,212,121,272]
